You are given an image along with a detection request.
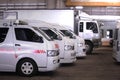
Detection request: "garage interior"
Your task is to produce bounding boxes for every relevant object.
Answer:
[0,0,120,80]
[0,0,119,46]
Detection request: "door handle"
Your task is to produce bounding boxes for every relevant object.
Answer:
[15,44,21,46]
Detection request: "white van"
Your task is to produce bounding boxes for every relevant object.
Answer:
[0,20,60,76]
[26,20,76,63]
[68,30,86,57]
[39,27,76,63]
[51,24,86,58]
[113,20,120,62]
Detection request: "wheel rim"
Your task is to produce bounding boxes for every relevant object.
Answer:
[21,62,34,75]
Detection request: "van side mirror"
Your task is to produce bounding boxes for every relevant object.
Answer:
[57,35,62,40]
[70,35,76,39]
[50,34,62,40]
[73,36,76,39]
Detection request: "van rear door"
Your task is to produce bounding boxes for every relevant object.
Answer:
[0,27,15,71]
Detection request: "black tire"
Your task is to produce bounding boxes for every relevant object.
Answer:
[85,41,93,54]
[17,59,38,77]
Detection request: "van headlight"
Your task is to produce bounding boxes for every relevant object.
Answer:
[47,50,59,57]
[78,43,83,47]
[64,45,74,50]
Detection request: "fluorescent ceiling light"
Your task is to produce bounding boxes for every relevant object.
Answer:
[90,15,120,20]
[71,0,120,2]
[75,6,83,9]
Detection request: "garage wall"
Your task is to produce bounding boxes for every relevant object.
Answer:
[0,0,66,10]
[98,20,116,38]
[82,7,120,16]
[0,0,47,9]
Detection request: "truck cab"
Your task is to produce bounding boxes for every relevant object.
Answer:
[0,20,60,76]
[78,20,101,54]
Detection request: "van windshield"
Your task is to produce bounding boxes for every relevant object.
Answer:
[52,28,65,36]
[69,30,77,36]
[39,27,58,40]
[60,30,73,37]
[33,27,52,41]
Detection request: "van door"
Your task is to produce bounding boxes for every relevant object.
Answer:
[14,28,47,67]
[0,27,15,71]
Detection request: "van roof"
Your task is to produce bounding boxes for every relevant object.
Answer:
[0,19,29,27]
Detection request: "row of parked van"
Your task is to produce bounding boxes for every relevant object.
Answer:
[0,20,86,76]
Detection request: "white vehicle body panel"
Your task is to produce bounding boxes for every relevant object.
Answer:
[5,10,74,30]
[0,20,60,73]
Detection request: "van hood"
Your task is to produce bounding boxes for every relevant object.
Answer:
[47,40,59,50]
[63,37,74,46]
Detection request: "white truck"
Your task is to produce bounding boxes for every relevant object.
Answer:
[4,10,101,54]
[113,20,120,62]
[0,20,60,76]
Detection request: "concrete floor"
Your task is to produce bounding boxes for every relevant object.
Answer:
[0,47,120,80]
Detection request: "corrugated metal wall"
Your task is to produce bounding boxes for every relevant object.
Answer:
[0,0,66,10]
[0,0,47,9]
[0,0,120,16]
[83,7,120,16]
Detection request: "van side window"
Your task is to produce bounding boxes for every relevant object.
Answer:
[15,28,43,43]
[0,28,9,43]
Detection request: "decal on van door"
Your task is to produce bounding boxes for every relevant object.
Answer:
[55,44,59,48]
[0,48,14,52]
[34,50,46,54]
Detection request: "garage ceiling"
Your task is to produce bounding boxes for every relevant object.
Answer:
[65,0,120,16]
[66,0,120,6]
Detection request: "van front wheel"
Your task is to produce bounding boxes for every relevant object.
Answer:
[17,59,38,76]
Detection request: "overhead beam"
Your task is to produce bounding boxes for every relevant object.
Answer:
[66,0,120,6]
